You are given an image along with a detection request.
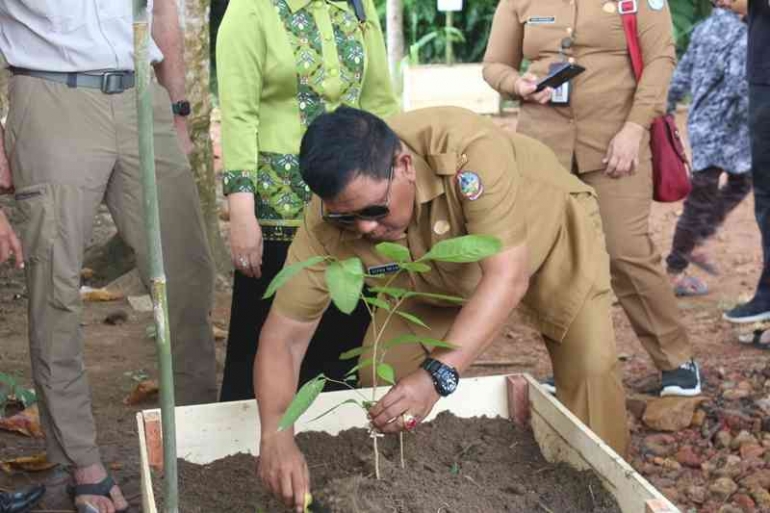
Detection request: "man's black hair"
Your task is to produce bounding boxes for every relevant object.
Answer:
[299,106,400,199]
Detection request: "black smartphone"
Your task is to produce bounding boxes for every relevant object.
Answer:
[534,62,586,92]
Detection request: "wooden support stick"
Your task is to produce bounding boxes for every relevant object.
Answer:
[506,375,530,427]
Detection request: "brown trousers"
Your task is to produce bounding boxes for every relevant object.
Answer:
[581,162,692,371]
[7,76,218,467]
[359,286,629,456]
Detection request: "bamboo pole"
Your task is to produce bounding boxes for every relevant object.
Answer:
[445,11,454,66]
[132,2,179,512]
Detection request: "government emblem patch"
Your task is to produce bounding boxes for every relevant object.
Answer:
[457,171,483,201]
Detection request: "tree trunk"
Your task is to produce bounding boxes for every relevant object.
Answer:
[179,0,232,277]
[385,0,404,96]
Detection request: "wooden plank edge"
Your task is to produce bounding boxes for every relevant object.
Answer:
[137,411,158,513]
[645,499,679,513]
[143,409,163,470]
[522,374,680,513]
[506,374,530,426]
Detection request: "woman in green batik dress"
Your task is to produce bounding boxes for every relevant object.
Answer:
[217,0,398,401]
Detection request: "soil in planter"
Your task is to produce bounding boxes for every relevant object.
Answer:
[154,412,621,512]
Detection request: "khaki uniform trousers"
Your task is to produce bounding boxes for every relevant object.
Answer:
[580,162,692,371]
[7,75,218,467]
[357,289,630,457]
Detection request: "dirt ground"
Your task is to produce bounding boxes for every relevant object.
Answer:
[0,110,766,512]
[155,413,620,513]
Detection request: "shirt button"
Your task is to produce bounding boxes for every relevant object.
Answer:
[329,68,339,77]
[568,57,576,64]
[566,27,573,35]
[325,35,333,41]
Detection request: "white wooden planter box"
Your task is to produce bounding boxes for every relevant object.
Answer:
[402,63,501,114]
[137,374,679,513]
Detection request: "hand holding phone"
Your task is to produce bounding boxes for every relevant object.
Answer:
[534,62,586,92]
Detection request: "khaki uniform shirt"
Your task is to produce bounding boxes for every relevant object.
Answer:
[274,107,609,342]
[482,0,675,172]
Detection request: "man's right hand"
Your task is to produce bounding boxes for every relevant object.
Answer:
[258,430,310,513]
[228,193,264,278]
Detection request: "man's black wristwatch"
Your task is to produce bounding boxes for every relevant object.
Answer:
[171,100,191,117]
[421,358,459,397]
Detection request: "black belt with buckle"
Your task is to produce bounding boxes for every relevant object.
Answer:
[9,67,135,94]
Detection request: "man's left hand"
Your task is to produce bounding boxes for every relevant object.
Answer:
[368,369,440,434]
[603,122,644,178]
[173,116,194,155]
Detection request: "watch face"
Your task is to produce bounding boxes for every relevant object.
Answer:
[174,101,191,116]
[435,366,459,396]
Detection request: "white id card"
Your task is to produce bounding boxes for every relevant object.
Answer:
[548,62,570,105]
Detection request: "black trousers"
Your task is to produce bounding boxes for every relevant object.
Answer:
[749,85,770,304]
[219,240,371,402]
[666,167,752,273]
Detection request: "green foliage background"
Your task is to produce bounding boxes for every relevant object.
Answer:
[209,0,716,76]
[371,0,714,64]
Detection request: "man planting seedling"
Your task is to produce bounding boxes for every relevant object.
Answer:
[254,106,628,513]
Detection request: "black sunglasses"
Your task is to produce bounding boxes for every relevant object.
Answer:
[322,163,394,225]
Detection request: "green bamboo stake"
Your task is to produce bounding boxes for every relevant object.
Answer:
[445,11,454,65]
[132,1,179,512]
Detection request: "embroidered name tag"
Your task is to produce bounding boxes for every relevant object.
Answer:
[367,263,400,276]
[527,16,556,25]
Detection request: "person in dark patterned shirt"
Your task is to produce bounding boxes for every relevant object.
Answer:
[665,3,752,297]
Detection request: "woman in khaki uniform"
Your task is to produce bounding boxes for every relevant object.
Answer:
[483,0,701,396]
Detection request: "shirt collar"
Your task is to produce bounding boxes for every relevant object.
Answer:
[287,0,350,13]
[412,153,446,205]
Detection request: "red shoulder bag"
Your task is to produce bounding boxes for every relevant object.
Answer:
[619,0,691,203]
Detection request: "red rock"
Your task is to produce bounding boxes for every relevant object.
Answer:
[687,485,708,504]
[740,444,766,460]
[722,409,754,431]
[716,430,734,449]
[626,394,649,420]
[643,396,704,432]
[692,409,707,427]
[750,487,770,510]
[643,433,677,457]
[710,477,738,500]
[675,445,703,468]
[740,469,770,489]
[733,493,756,513]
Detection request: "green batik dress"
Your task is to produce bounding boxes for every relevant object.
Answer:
[217,0,398,241]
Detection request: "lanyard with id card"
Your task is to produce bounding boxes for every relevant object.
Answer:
[549,36,580,105]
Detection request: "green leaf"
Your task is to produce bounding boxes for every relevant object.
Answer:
[420,235,502,263]
[376,363,396,385]
[277,375,327,431]
[325,258,364,314]
[375,242,412,263]
[384,334,457,351]
[264,256,326,299]
[345,357,374,377]
[364,296,391,311]
[396,311,429,329]
[17,388,36,408]
[404,291,465,303]
[339,346,367,360]
[400,262,431,273]
[370,286,407,299]
[309,398,361,422]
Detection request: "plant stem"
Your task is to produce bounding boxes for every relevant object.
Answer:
[374,436,381,480]
[399,432,405,469]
